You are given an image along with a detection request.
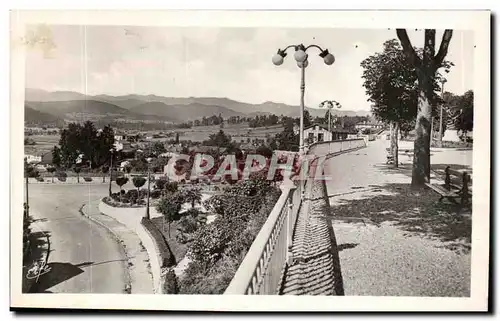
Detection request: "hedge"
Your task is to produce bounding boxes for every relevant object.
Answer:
[140,217,176,268]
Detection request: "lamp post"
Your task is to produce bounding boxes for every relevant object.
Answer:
[319,100,341,140]
[272,44,335,154]
[24,157,29,220]
[438,78,447,146]
[145,157,152,220]
[108,148,114,197]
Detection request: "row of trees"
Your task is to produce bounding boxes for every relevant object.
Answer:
[248,114,280,128]
[361,29,467,186]
[52,121,115,169]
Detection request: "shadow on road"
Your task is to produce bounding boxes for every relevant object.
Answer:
[328,183,472,254]
[22,229,51,293]
[29,259,129,293]
[338,243,359,252]
[30,262,84,293]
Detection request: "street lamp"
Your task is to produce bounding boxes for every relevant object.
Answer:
[438,78,447,146]
[319,100,342,136]
[108,148,114,197]
[145,156,153,220]
[24,157,30,220]
[272,44,335,154]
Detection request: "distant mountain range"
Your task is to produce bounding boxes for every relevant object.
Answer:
[24,88,370,125]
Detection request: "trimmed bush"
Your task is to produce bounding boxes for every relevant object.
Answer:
[163,268,179,294]
[150,190,161,199]
[56,171,67,182]
[35,177,44,182]
[83,177,92,182]
[178,215,199,234]
[141,217,175,267]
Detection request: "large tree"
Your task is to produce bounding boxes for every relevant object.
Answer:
[57,121,114,169]
[444,90,474,139]
[396,29,453,186]
[361,39,420,167]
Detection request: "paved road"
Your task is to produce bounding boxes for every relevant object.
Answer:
[322,139,472,296]
[28,183,128,293]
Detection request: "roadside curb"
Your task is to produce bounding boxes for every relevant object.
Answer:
[98,200,163,295]
[78,204,133,294]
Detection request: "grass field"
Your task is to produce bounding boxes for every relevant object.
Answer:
[170,123,284,143]
[24,123,286,156]
[24,135,59,156]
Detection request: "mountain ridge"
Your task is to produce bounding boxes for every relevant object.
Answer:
[25,88,371,123]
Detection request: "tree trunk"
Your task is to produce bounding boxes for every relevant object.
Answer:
[391,122,399,168]
[77,173,80,183]
[412,74,433,186]
[168,220,171,238]
[396,28,452,188]
[102,175,105,183]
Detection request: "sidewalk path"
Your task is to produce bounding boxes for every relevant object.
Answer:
[323,139,471,297]
[81,200,154,294]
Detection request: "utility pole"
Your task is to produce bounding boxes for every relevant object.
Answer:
[438,79,447,147]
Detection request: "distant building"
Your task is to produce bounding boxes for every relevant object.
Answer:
[304,124,333,144]
[354,120,384,130]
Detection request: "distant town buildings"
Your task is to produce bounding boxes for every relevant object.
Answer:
[354,120,384,130]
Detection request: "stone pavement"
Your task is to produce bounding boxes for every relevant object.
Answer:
[280,159,343,295]
[323,139,471,297]
[81,200,155,294]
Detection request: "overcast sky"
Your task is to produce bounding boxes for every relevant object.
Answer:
[25,25,474,111]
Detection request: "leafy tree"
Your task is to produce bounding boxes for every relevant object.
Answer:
[205,130,233,150]
[303,110,313,128]
[124,165,133,175]
[73,166,81,183]
[47,166,56,183]
[275,118,299,151]
[396,29,453,186]
[52,146,61,167]
[361,39,421,167]
[58,122,114,169]
[184,187,202,209]
[152,142,167,155]
[449,90,473,138]
[115,176,129,202]
[101,165,109,183]
[24,160,39,178]
[164,181,179,195]
[156,191,184,237]
[132,176,147,194]
[163,268,179,294]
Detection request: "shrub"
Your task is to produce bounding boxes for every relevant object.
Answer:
[140,217,175,267]
[83,177,92,182]
[35,177,44,182]
[178,215,199,234]
[179,254,241,294]
[150,190,161,199]
[176,232,193,244]
[184,208,203,219]
[188,223,228,266]
[163,268,179,294]
[56,171,67,182]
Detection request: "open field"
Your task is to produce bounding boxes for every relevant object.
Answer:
[25,135,60,156]
[168,123,284,143]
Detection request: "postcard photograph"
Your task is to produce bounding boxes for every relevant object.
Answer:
[9,10,490,312]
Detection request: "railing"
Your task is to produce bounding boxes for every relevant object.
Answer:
[224,138,366,295]
[225,179,298,294]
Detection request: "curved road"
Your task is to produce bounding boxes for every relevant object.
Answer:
[28,183,128,293]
